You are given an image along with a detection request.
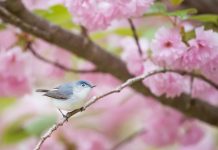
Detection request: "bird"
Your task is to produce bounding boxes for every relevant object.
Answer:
[36,80,95,118]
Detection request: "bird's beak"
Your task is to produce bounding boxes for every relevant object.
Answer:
[91,85,96,88]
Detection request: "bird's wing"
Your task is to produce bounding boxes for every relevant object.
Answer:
[43,83,74,100]
[43,90,69,100]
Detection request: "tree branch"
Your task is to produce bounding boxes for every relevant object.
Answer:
[34,69,218,150]
[183,0,218,14]
[163,69,218,90]
[26,42,98,73]
[1,0,218,129]
[128,18,143,56]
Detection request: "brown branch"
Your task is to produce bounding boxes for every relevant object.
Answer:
[0,1,132,83]
[1,0,218,129]
[111,129,146,150]
[183,0,218,14]
[26,42,98,73]
[33,69,218,150]
[128,18,143,56]
[80,25,89,39]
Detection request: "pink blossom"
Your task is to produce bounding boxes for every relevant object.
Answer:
[0,47,32,97]
[144,73,188,98]
[61,126,111,150]
[30,39,72,79]
[179,130,216,150]
[192,79,218,106]
[65,0,154,30]
[121,37,149,76]
[150,27,187,67]
[178,121,204,146]
[100,94,146,135]
[0,27,18,50]
[202,54,218,84]
[179,27,218,70]
[142,106,184,146]
[79,62,120,88]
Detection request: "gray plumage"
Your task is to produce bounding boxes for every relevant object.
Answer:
[37,83,74,100]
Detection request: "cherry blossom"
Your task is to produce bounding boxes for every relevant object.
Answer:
[150,27,187,67]
[65,0,154,30]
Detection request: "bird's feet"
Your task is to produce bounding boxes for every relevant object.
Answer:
[80,107,85,112]
[58,109,69,121]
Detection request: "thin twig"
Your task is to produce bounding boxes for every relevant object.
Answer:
[128,18,143,56]
[33,68,218,150]
[165,69,218,90]
[26,42,98,74]
[111,129,146,150]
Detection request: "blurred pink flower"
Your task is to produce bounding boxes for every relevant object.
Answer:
[202,54,218,84]
[100,94,146,135]
[121,37,149,76]
[18,137,65,150]
[142,106,184,146]
[0,27,18,50]
[144,73,188,98]
[65,0,154,30]
[30,39,72,79]
[192,79,218,106]
[178,121,204,146]
[150,27,187,67]
[179,27,218,70]
[61,126,111,150]
[79,62,120,88]
[0,47,32,97]
[179,129,215,150]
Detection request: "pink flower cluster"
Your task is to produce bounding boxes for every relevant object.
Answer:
[180,27,218,70]
[65,0,154,30]
[142,105,205,147]
[148,26,218,71]
[0,48,32,97]
[22,0,64,10]
[121,26,218,98]
[150,27,187,67]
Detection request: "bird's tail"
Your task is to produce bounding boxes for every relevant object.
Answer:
[36,89,49,92]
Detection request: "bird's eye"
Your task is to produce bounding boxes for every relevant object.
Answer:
[81,84,86,87]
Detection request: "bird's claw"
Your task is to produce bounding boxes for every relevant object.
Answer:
[80,107,85,112]
[62,114,69,121]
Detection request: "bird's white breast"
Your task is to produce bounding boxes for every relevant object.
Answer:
[52,97,86,111]
[51,88,91,111]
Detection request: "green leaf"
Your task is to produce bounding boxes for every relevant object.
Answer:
[24,114,57,136]
[147,2,167,13]
[170,0,184,6]
[167,8,197,18]
[34,4,78,29]
[1,115,31,144]
[114,28,133,36]
[189,14,218,24]
[0,97,16,113]
[181,30,196,44]
[0,23,6,30]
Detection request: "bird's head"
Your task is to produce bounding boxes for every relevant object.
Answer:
[73,80,95,99]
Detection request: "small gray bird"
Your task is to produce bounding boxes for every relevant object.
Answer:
[36,80,95,117]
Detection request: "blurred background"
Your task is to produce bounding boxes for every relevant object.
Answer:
[0,0,218,150]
